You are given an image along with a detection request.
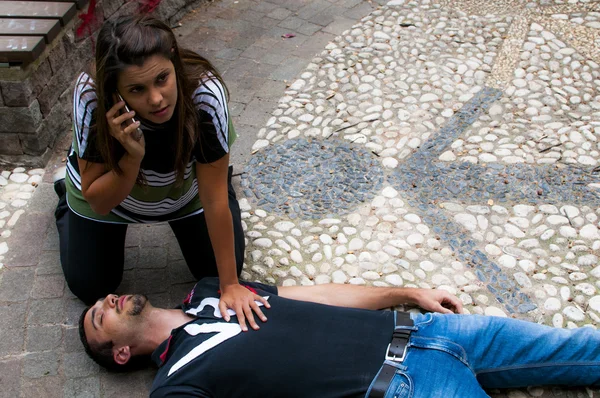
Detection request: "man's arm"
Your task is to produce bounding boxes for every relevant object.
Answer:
[278,284,463,314]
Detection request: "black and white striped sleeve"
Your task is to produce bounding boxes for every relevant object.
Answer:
[192,77,230,164]
[72,72,103,162]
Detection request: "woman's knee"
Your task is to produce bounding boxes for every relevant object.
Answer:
[63,262,123,304]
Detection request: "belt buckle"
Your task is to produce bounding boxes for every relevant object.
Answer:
[385,342,408,362]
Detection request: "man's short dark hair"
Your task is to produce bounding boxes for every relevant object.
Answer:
[78,306,151,372]
[78,306,122,371]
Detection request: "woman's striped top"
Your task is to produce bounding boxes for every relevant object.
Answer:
[65,72,237,224]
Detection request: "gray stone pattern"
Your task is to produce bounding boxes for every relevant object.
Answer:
[0,0,394,397]
[0,0,207,167]
[390,86,600,314]
[242,138,385,218]
[241,83,600,315]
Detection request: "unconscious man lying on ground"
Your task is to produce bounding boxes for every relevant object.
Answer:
[79,277,600,398]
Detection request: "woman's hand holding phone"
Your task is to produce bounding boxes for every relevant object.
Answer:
[106,97,146,161]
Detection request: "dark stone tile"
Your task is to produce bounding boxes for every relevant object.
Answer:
[35,250,62,276]
[343,1,375,19]
[0,267,34,301]
[23,351,60,378]
[253,79,288,99]
[100,369,154,398]
[296,0,332,20]
[31,274,65,299]
[292,31,336,58]
[43,224,60,251]
[0,358,22,398]
[238,97,279,127]
[247,62,278,79]
[269,55,309,81]
[296,21,323,36]
[214,47,243,61]
[124,247,139,270]
[64,298,87,327]
[227,82,258,104]
[28,298,65,325]
[138,247,168,269]
[221,57,260,80]
[230,123,261,167]
[26,325,63,352]
[20,375,63,398]
[261,26,311,49]
[124,225,141,247]
[248,0,280,13]
[63,284,77,299]
[5,212,51,267]
[27,182,58,213]
[64,376,100,398]
[261,52,288,66]
[250,33,285,50]
[335,0,363,8]
[307,4,347,26]
[277,16,305,30]
[322,16,356,35]
[239,44,273,61]
[116,270,136,295]
[64,326,84,353]
[168,260,196,285]
[63,351,100,378]
[269,0,312,12]
[134,269,170,294]
[228,101,246,118]
[266,7,293,20]
[139,223,174,247]
[239,9,268,26]
[167,241,184,261]
[147,292,170,310]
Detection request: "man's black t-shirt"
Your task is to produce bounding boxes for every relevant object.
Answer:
[150,278,395,398]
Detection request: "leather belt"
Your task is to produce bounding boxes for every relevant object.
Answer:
[367,312,414,398]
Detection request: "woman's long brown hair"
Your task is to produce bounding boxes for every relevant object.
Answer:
[88,15,228,185]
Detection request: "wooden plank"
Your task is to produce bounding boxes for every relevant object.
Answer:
[0,18,61,43]
[0,2,77,26]
[25,0,89,10]
[0,35,45,64]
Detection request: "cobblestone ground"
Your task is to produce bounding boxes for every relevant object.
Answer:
[1,0,600,396]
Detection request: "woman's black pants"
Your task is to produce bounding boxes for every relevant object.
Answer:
[55,177,245,305]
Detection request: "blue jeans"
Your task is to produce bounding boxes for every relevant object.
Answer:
[366,312,600,397]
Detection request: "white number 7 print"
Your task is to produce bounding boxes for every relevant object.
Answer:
[168,322,242,377]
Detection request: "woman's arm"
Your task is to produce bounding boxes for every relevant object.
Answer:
[78,100,146,215]
[78,154,142,215]
[196,154,269,332]
[196,154,237,285]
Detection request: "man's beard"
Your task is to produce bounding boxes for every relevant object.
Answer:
[127,294,148,316]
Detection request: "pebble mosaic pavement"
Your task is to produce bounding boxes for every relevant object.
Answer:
[2,0,600,396]
[242,0,600,323]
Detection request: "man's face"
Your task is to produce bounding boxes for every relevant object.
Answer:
[84,294,148,353]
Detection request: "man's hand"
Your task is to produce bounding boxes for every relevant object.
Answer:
[219,284,271,332]
[412,289,463,314]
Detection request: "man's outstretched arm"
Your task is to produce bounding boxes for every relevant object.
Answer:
[278,284,463,314]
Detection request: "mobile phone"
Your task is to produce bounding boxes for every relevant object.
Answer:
[117,93,143,141]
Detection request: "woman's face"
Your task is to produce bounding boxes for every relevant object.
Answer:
[116,54,178,124]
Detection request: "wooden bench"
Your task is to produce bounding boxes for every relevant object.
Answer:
[0,0,88,66]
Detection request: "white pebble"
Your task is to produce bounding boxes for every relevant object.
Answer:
[253,238,273,248]
[484,307,507,317]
